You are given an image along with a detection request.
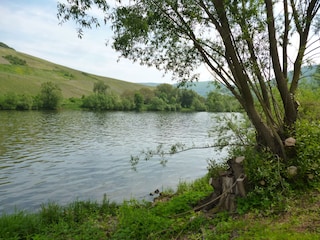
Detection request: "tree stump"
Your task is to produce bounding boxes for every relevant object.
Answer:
[194,156,246,213]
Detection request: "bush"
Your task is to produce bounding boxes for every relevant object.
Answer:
[38,81,62,110]
[82,93,122,110]
[294,119,320,187]
[0,92,18,110]
[234,147,290,214]
[3,55,27,65]
[148,97,167,111]
[16,94,33,110]
[216,118,320,214]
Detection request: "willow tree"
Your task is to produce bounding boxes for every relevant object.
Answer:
[58,0,320,158]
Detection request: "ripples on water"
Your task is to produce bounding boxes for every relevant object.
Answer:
[0,111,235,214]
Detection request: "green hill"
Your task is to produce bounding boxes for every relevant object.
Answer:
[0,43,149,98]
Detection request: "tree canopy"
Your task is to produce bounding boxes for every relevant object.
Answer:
[57,0,320,158]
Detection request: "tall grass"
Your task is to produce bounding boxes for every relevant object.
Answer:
[1,176,320,239]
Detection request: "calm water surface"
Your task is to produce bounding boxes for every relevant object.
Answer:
[0,111,233,213]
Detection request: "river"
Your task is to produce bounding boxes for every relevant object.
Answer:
[0,110,236,214]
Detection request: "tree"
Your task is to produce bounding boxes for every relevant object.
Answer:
[179,89,196,108]
[134,92,144,111]
[93,80,109,95]
[39,81,62,110]
[154,83,178,104]
[206,91,240,112]
[138,87,155,104]
[57,0,320,158]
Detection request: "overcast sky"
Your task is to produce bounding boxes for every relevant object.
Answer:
[0,0,212,84]
[1,1,319,84]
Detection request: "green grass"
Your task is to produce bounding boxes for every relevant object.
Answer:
[1,176,320,239]
[0,47,151,98]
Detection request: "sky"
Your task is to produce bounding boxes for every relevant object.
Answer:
[0,0,212,84]
[1,1,319,84]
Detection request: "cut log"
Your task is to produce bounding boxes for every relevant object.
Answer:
[195,156,247,213]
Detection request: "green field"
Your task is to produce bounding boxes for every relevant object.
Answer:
[0,45,150,98]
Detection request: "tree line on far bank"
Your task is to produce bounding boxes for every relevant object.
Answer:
[0,80,240,112]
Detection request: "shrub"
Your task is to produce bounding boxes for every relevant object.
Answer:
[234,147,290,214]
[0,92,18,110]
[3,55,27,65]
[16,94,33,110]
[38,81,62,110]
[294,119,320,187]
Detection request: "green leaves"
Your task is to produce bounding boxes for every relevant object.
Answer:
[39,81,63,110]
[57,0,109,38]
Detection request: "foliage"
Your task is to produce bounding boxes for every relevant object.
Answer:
[0,93,34,110]
[3,55,26,65]
[294,119,320,187]
[1,178,320,239]
[0,196,118,240]
[0,42,14,50]
[297,88,320,119]
[206,91,241,112]
[75,81,220,111]
[235,147,290,214]
[205,112,320,214]
[113,177,212,239]
[82,92,122,110]
[148,96,167,111]
[93,80,109,95]
[134,92,144,111]
[57,0,320,157]
[37,81,62,110]
[0,83,238,112]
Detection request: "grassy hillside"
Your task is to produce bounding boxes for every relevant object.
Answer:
[0,44,149,98]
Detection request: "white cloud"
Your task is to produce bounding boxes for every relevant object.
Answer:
[0,1,191,83]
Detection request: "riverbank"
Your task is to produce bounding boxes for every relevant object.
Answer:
[1,175,319,239]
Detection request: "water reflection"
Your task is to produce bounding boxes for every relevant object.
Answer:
[0,110,236,214]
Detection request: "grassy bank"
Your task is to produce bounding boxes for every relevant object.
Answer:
[1,175,319,240]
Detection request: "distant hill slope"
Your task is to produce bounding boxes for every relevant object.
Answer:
[0,43,150,98]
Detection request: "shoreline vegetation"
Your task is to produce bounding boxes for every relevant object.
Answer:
[0,44,241,113]
[0,80,241,113]
[1,176,319,239]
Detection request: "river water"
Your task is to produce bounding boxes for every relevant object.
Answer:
[0,111,234,214]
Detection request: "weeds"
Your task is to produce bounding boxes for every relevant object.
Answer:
[1,176,320,239]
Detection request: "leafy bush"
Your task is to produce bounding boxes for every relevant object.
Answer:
[0,93,34,110]
[82,93,122,110]
[0,92,18,110]
[216,117,320,214]
[294,119,320,187]
[234,147,290,214]
[38,81,62,110]
[3,55,27,65]
[297,88,320,120]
